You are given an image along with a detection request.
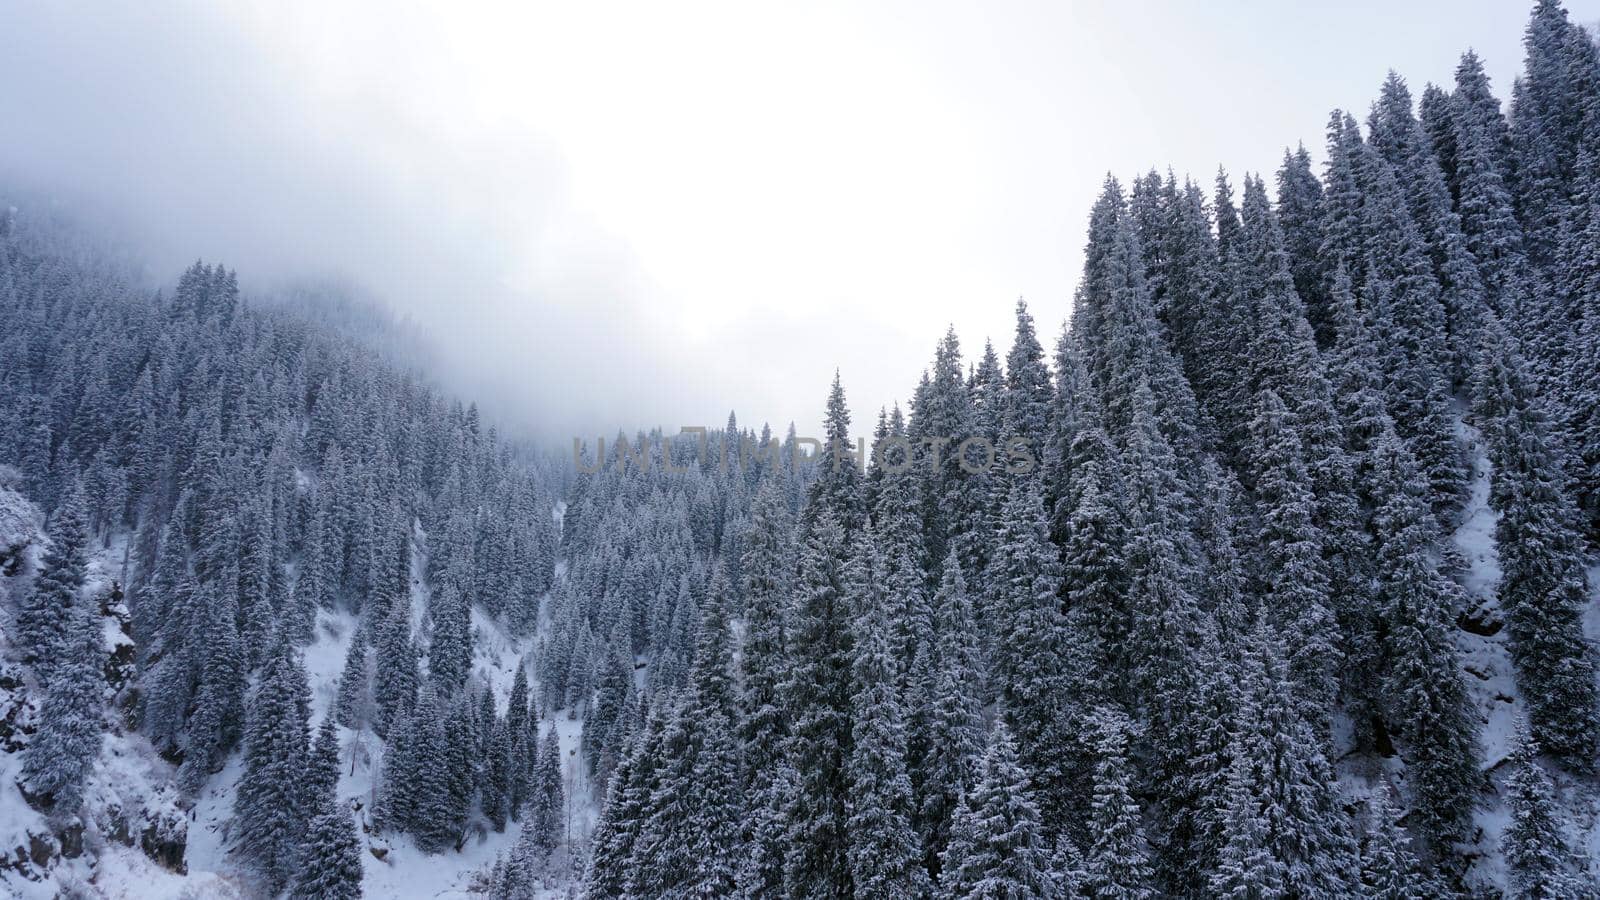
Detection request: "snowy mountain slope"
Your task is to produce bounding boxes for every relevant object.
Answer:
[0,486,230,899]
[0,485,595,899]
[1447,416,1600,893]
[182,522,596,899]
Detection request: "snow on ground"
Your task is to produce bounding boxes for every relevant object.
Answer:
[1,495,595,898]
[1450,415,1519,768]
[184,515,597,898]
[1449,414,1600,891]
[1450,416,1520,891]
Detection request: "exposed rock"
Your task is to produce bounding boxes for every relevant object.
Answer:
[138,810,187,875]
[27,831,55,868]
[1457,604,1503,637]
[0,660,38,753]
[59,821,83,859]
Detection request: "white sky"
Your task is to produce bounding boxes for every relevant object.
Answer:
[3,0,1595,440]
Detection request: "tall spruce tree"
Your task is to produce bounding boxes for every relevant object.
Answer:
[1080,708,1155,900]
[20,582,104,812]
[1502,719,1592,899]
[782,494,860,897]
[938,722,1055,900]
[233,633,314,892]
[17,480,91,681]
[845,542,929,898]
[1472,316,1600,770]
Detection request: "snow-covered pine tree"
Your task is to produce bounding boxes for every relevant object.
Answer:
[740,475,793,788]
[844,536,929,898]
[334,628,371,730]
[1366,424,1481,853]
[16,479,90,682]
[1080,708,1155,900]
[782,503,859,899]
[306,715,342,814]
[938,721,1055,900]
[232,632,314,892]
[20,578,104,813]
[372,594,419,738]
[515,725,565,876]
[1502,718,1593,899]
[1359,791,1433,900]
[988,477,1071,826]
[289,806,365,900]
[1276,143,1330,341]
[1244,388,1339,737]
[428,581,473,694]
[915,553,984,881]
[1472,315,1600,770]
[1208,620,1355,894]
[178,588,245,795]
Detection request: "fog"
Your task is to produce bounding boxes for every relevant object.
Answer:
[1,0,1588,443]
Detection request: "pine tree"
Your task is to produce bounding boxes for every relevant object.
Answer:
[484,717,513,831]
[581,631,633,785]
[233,634,314,892]
[1503,719,1592,899]
[428,581,473,694]
[1081,709,1155,900]
[1367,424,1481,846]
[407,684,461,853]
[845,547,929,899]
[17,480,91,681]
[583,722,649,899]
[179,589,246,794]
[738,761,797,900]
[989,478,1070,825]
[1472,317,1600,769]
[307,715,342,814]
[586,699,669,898]
[444,695,479,847]
[938,722,1055,900]
[781,507,858,899]
[1558,130,1600,543]
[335,629,371,730]
[372,596,419,738]
[1276,143,1330,339]
[1367,70,1491,383]
[1511,0,1600,271]
[290,506,330,642]
[20,585,104,812]
[516,725,565,875]
[1359,792,1432,900]
[1245,388,1339,736]
[1451,51,1538,333]
[289,806,365,900]
[917,553,985,880]
[1210,621,1355,895]
[1004,298,1055,464]
[908,331,974,576]
[807,371,867,535]
[740,476,792,787]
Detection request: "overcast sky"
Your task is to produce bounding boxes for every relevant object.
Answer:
[3,0,1594,441]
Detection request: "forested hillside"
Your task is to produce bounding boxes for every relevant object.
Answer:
[575,2,1600,896]
[3,1,1600,898]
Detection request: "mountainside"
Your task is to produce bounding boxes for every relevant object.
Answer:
[5,2,1600,899]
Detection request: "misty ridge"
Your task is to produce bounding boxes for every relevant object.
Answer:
[571,426,1043,477]
[3,1,1600,900]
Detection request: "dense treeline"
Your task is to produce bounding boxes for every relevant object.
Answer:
[574,2,1600,896]
[0,207,560,896]
[3,1,1600,898]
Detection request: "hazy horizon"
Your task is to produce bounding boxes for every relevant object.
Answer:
[4,0,1592,441]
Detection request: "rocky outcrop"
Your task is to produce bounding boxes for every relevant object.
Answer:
[136,802,187,875]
